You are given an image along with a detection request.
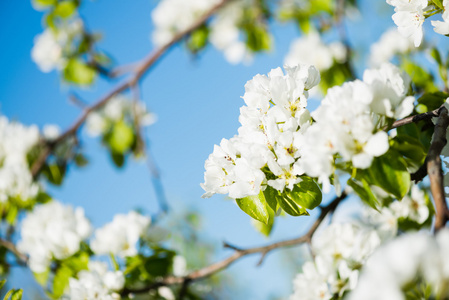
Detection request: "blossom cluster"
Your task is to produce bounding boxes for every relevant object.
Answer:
[387,0,449,47]
[369,28,415,67]
[290,184,431,300]
[0,116,40,203]
[151,0,219,46]
[299,63,414,190]
[349,229,449,299]
[31,20,84,73]
[202,64,320,199]
[151,0,266,64]
[64,261,125,300]
[17,201,92,273]
[85,95,156,137]
[290,221,388,300]
[202,62,414,198]
[284,32,347,72]
[209,1,252,64]
[91,211,151,258]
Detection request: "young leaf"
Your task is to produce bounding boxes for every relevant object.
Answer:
[236,191,271,224]
[277,193,309,217]
[286,177,322,210]
[367,150,411,199]
[52,266,73,299]
[11,290,22,300]
[347,178,380,210]
[54,1,77,18]
[263,185,281,212]
[107,121,135,154]
[63,59,97,85]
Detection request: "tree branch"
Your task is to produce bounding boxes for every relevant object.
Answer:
[30,0,232,178]
[122,192,347,296]
[426,107,449,232]
[390,105,442,130]
[0,238,28,265]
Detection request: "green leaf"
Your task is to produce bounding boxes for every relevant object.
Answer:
[33,0,57,8]
[52,266,73,299]
[43,163,66,186]
[433,0,444,9]
[0,279,6,290]
[347,177,380,210]
[263,186,280,212]
[11,290,22,300]
[3,290,14,300]
[144,250,176,277]
[417,92,448,112]
[251,215,274,237]
[236,190,271,224]
[106,121,135,154]
[430,47,442,65]
[244,24,271,52]
[392,135,426,165]
[6,205,18,225]
[63,252,89,272]
[286,177,322,210]
[74,153,88,167]
[110,152,125,168]
[187,25,209,53]
[34,270,50,286]
[277,193,309,217]
[402,60,438,92]
[54,1,77,18]
[35,192,52,204]
[63,59,97,85]
[367,150,411,199]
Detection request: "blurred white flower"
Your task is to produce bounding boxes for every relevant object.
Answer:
[64,261,124,300]
[18,201,92,273]
[369,28,415,66]
[284,32,347,71]
[91,211,150,258]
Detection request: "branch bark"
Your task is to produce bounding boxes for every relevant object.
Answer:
[426,107,449,232]
[0,238,28,265]
[30,0,232,178]
[122,192,347,296]
[390,105,442,130]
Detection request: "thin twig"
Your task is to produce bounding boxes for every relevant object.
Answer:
[427,107,449,232]
[30,0,232,178]
[122,192,347,296]
[0,239,28,265]
[390,105,443,130]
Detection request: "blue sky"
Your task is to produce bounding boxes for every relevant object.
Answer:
[0,0,422,298]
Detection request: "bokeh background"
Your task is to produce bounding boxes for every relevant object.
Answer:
[0,0,437,298]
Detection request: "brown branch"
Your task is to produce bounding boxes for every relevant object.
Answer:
[30,0,232,178]
[0,238,28,265]
[122,192,347,296]
[427,107,449,232]
[390,105,443,130]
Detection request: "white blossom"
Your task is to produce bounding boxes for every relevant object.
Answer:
[85,95,156,137]
[348,229,449,299]
[284,32,347,72]
[209,1,252,64]
[91,211,150,258]
[151,0,219,46]
[202,65,320,198]
[369,28,415,66]
[31,20,84,72]
[431,0,449,35]
[0,116,40,203]
[64,261,124,300]
[18,201,92,273]
[387,0,428,47]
